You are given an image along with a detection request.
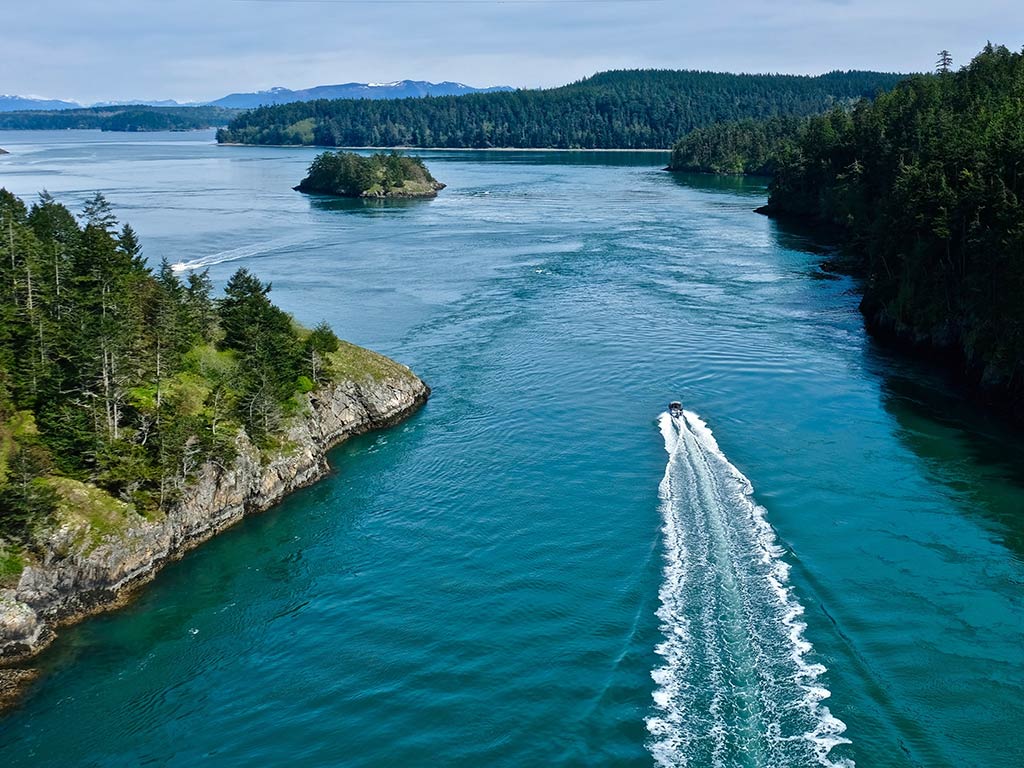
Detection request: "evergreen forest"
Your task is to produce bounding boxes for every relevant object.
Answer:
[0,190,342,568]
[0,106,240,132]
[669,44,1024,410]
[216,69,903,149]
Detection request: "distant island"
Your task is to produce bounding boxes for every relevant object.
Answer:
[295,151,445,198]
[0,105,241,132]
[215,69,904,149]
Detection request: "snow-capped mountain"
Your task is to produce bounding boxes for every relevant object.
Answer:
[0,94,82,112]
[0,80,514,113]
[206,80,513,109]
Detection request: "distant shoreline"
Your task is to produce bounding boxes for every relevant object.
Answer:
[218,142,670,153]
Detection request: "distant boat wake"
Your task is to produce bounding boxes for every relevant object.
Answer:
[171,235,308,272]
[646,410,853,767]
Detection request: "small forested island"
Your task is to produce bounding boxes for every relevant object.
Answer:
[0,189,427,703]
[294,151,445,198]
[669,44,1024,419]
[216,69,903,149]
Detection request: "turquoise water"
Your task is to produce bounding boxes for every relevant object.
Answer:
[0,131,1022,767]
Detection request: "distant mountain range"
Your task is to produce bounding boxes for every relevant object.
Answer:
[0,95,81,111]
[0,81,514,112]
[208,80,513,109]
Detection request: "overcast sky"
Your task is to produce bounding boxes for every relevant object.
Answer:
[5,0,1022,103]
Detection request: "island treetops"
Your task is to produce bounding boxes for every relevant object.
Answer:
[295,151,445,199]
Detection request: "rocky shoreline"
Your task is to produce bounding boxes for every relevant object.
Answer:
[859,298,1024,424]
[293,179,446,199]
[0,363,429,710]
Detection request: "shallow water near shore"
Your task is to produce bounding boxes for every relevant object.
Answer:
[1,130,1022,766]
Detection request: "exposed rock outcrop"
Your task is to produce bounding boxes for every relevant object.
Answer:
[0,363,428,704]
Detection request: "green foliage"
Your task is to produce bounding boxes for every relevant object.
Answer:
[765,43,1024,393]
[0,442,58,544]
[668,116,807,175]
[0,543,24,586]
[0,190,348,541]
[217,69,904,149]
[0,106,241,132]
[326,341,416,384]
[217,268,304,440]
[304,321,340,383]
[295,151,441,197]
[48,476,143,550]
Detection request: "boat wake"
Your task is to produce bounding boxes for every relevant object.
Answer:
[646,410,853,767]
[171,235,308,272]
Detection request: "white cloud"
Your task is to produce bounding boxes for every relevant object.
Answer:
[4,0,1021,102]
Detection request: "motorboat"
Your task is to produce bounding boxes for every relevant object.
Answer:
[669,401,683,418]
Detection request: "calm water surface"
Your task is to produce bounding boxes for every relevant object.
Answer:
[0,131,1021,767]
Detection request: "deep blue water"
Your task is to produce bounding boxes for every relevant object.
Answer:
[0,130,1022,766]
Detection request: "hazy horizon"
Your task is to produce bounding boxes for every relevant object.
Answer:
[6,0,1022,104]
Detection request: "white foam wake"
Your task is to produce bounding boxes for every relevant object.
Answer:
[646,410,853,767]
[171,235,308,272]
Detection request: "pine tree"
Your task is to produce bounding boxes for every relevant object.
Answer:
[304,321,340,383]
[0,190,344,536]
[218,268,302,438]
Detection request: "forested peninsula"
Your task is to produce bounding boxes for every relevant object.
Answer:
[0,190,428,702]
[215,69,903,149]
[673,45,1024,418]
[0,106,240,132]
[295,151,444,198]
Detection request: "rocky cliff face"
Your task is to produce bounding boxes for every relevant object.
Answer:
[0,367,428,699]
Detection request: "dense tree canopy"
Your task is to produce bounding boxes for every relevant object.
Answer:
[0,191,338,550]
[667,116,807,175]
[0,106,240,132]
[217,69,903,149]
[762,44,1024,404]
[295,151,442,197]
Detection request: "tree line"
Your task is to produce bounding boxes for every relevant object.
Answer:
[0,190,340,548]
[216,69,904,149]
[683,44,1024,409]
[772,44,1024,404]
[0,106,240,132]
[667,116,808,175]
